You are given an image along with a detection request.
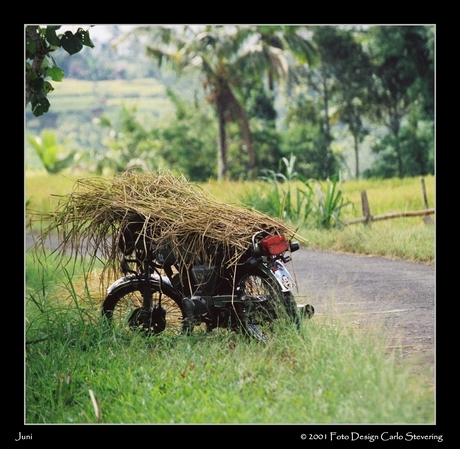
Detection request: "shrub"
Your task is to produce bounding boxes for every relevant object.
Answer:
[240,155,352,229]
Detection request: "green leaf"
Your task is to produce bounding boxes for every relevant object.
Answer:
[46,66,65,82]
[43,81,55,94]
[77,28,95,48]
[31,77,44,91]
[26,67,37,81]
[31,96,50,117]
[60,31,83,55]
[45,27,61,47]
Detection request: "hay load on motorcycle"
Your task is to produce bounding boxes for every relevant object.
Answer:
[35,170,314,341]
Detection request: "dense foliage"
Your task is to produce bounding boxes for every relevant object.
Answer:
[25,25,434,181]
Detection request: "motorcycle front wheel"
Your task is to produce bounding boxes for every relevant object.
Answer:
[236,269,300,340]
[102,280,186,336]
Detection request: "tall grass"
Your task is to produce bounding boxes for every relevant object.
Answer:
[239,156,353,229]
[26,253,104,345]
[301,175,435,264]
[25,253,433,424]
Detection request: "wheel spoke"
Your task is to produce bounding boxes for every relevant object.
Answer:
[237,270,300,340]
[103,283,185,336]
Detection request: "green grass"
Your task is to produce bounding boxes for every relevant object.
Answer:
[51,78,167,98]
[25,254,433,424]
[302,220,434,264]
[338,176,435,218]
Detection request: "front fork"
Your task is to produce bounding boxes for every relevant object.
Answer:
[140,261,155,310]
[139,257,169,309]
[137,260,168,332]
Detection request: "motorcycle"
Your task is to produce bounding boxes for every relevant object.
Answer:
[102,225,314,342]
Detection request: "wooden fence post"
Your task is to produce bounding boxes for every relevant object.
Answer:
[421,178,429,209]
[361,190,372,226]
[421,178,434,225]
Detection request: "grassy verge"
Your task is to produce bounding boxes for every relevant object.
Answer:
[25,254,434,424]
[302,220,434,264]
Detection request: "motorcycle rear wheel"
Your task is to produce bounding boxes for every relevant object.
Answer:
[102,281,186,336]
[236,269,300,339]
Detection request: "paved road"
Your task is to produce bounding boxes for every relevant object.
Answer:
[291,249,435,367]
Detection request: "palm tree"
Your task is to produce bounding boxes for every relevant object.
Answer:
[127,25,257,181]
[236,26,319,123]
[250,25,318,92]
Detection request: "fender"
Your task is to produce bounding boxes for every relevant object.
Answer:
[258,260,296,292]
[107,273,174,295]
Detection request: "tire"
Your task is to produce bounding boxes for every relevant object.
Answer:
[102,279,186,336]
[236,269,300,340]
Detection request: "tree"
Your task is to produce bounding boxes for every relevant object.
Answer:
[282,92,341,179]
[159,89,218,181]
[367,25,434,177]
[26,25,94,116]
[312,26,373,178]
[280,28,343,180]
[240,25,318,120]
[288,27,337,171]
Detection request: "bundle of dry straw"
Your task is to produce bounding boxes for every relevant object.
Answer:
[36,171,305,272]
